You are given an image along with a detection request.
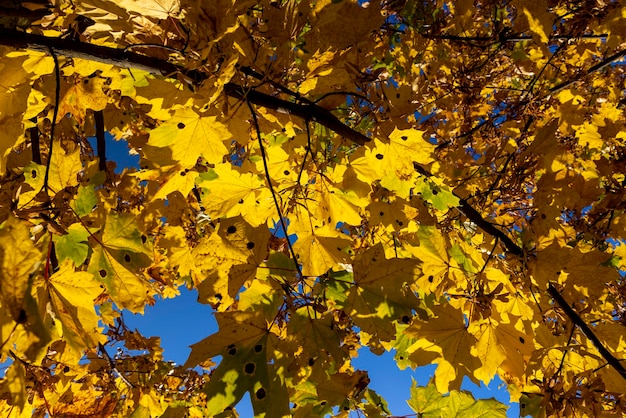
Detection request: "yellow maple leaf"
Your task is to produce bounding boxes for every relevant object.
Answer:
[196,163,275,226]
[573,122,604,149]
[193,217,269,310]
[519,1,552,44]
[0,216,41,323]
[346,244,422,343]
[87,214,152,313]
[386,128,434,174]
[34,260,106,355]
[135,165,199,201]
[57,76,110,125]
[47,142,82,193]
[291,222,351,278]
[185,310,268,368]
[148,108,231,168]
[468,320,507,384]
[405,303,481,392]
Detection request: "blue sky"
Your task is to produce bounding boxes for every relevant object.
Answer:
[101,135,521,416]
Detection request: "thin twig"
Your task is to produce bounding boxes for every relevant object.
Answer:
[246,100,303,278]
[98,343,134,388]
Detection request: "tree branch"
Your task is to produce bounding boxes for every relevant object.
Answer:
[0,28,370,146]
[549,47,626,94]
[414,163,524,256]
[423,33,608,43]
[29,117,41,164]
[547,283,626,381]
[94,110,106,172]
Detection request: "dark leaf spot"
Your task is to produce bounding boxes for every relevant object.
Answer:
[283,170,290,175]
[379,211,384,216]
[519,336,525,344]
[254,344,263,353]
[228,344,237,356]
[63,366,70,373]
[401,315,410,324]
[320,401,327,406]
[141,235,147,243]
[180,171,186,176]
[177,122,185,129]
[308,357,315,366]
[244,362,255,375]
[375,153,383,160]
[432,189,438,195]
[428,275,434,283]
[238,199,244,204]
[124,253,131,263]
[227,225,237,234]
[31,170,37,178]
[541,213,546,219]
[255,388,266,400]
[215,293,222,300]
[99,269,107,278]
[401,135,408,141]
[246,242,255,250]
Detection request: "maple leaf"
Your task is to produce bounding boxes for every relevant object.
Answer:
[196,163,275,226]
[290,222,351,278]
[405,303,482,392]
[345,243,422,344]
[87,214,152,313]
[408,381,508,418]
[193,216,270,310]
[0,216,41,323]
[148,108,231,168]
[33,260,106,356]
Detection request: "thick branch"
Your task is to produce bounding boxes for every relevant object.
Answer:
[457,198,523,256]
[0,28,370,145]
[547,283,626,381]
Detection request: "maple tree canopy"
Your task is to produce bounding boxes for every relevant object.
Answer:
[0,0,625,416]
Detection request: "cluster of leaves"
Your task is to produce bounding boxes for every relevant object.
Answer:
[0,0,625,416]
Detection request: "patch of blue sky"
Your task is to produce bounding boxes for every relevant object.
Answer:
[87,132,139,173]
